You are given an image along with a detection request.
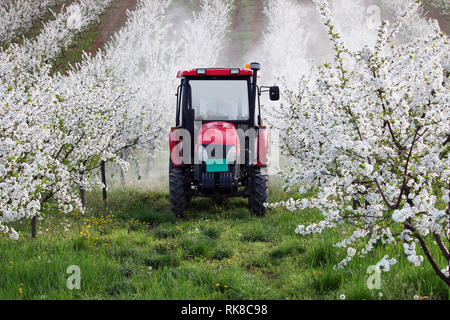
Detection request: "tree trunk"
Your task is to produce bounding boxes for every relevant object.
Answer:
[120,167,125,187]
[80,186,86,207]
[79,169,86,207]
[31,216,37,239]
[146,157,152,188]
[101,160,107,202]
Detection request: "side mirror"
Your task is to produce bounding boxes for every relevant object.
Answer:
[269,86,279,101]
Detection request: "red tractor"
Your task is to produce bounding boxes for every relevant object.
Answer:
[169,62,279,217]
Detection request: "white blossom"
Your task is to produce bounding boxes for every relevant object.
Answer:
[270,0,450,285]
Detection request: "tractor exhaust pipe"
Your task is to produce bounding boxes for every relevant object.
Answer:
[250,62,260,127]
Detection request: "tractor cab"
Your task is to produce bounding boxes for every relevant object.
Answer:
[169,62,279,217]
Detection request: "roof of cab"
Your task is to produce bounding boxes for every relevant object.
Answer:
[176,68,253,78]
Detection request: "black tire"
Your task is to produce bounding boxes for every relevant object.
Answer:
[248,167,269,217]
[169,163,190,218]
[215,197,224,205]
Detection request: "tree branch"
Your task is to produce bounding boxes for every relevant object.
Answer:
[406,223,450,287]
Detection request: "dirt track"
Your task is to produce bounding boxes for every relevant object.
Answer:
[86,0,448,62]
[228,0,265,65]
[251,0,264,48]
[89,0,138,55]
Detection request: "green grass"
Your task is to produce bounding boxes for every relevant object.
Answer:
[1,181,449,300]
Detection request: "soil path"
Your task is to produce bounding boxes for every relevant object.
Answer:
[228,0,265,65]
[229,3,242,63]
[89,0,138,55]
[251,0,264,48]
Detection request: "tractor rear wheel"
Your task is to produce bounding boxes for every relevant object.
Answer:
[248,167,269,217]
[169,163,190,218]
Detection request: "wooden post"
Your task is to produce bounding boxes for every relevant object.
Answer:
[101,161,107,202]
